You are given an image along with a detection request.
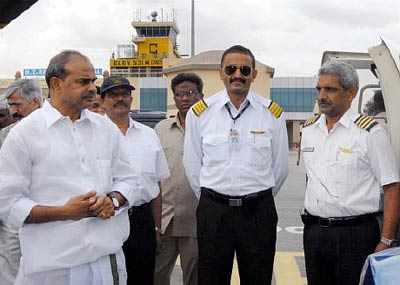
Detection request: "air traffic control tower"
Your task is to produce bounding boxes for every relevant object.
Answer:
[109,11,180,112]
[110,11,180,78]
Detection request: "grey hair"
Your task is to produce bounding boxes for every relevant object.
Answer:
[4,79,43,106]
[318,60,359,91]
[0,100,8,110]
[45,50,88,88]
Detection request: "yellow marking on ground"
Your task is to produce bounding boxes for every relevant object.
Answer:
[274,251,307,285]
[230,251,306,285]
[177,251,306,285]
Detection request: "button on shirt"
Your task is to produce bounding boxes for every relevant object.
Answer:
[183,90,289,198]
[122,118,170,203]
[155,116,198,236]
[301,110,400,218]
[0,101,141,275]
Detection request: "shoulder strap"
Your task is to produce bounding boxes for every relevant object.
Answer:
[191,99,208,117]
[267,101,283,119]
[354,115,378,132]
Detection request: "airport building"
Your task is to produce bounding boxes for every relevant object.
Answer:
[0,11,317,148]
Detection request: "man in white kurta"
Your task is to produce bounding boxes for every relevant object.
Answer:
[0,50,145,285]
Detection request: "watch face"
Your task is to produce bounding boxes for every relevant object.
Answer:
[111,197,119,208]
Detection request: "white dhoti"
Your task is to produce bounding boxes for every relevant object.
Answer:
[0,221,21,285]
[15,249,127,285]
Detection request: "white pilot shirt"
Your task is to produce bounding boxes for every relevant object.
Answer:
[183,89,289,198]
[301,109,399,218]
[121,118,170,202]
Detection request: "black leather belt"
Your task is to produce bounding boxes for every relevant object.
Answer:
[128,201,151,216]
[301,210,382,227]
[201,187,272,207]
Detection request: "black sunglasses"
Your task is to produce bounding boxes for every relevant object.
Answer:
[224,65,252,77]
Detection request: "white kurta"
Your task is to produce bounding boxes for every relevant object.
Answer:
[121,118,170,202]
[0,101,143,284]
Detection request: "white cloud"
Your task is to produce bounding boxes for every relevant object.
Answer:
[0,0,399,77]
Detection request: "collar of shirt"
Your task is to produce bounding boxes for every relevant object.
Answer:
[316,108,358,132]
[42,100,94,128]
[217,89,258,112]
[171,113,185,131]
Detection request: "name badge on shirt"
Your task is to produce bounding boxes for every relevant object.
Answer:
[339,146,353,154]
[301,147,315,152]
[250,129,266,143]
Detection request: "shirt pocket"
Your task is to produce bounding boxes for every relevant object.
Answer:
[96,159,112,193]
[143,148,158,177]
[244,135,272,168]
[328,151,359,196]
[130,147,158,177]
[202,135,229,166]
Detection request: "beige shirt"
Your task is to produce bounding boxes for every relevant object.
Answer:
[155,115,198,237]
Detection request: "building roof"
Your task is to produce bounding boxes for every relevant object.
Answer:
[163,50,275,76]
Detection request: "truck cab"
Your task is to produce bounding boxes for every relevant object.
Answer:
[320,40,400,161]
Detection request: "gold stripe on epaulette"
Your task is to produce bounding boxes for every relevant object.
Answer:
[192,99,208,117]
[354,115,378,132]
[303,114,321,128]
[267,101,283,119]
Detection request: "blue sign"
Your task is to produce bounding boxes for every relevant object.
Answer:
[23,68,103,77]
[23,69,46,77]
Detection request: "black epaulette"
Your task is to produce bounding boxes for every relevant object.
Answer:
[267,101,283,119]
[191,99,208,117]
[303,114,321,128]
[354,115,378,132]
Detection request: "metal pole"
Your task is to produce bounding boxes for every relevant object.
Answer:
[191,0,195,57]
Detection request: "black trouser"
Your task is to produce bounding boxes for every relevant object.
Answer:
[123,202,156,285]
[303,215,380,285]
[197,188,277,285]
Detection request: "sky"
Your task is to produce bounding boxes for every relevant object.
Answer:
[0,0,399,78]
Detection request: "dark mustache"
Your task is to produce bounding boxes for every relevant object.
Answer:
[230,78,246,84]
[81,92,95,100]
[318,99,331,105]
[12,113,23,120]
[114,101,129,108]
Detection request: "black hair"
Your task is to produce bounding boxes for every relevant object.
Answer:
[171,73,204,94]
[220,45,256,69]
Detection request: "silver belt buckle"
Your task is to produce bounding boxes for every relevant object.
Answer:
[229,198,242,207]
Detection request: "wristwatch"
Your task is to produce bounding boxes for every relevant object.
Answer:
[380,237,396,247]
[107,192,120,210]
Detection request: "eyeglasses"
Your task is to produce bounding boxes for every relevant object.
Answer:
[224,65,252,77]
[174,90,199,98]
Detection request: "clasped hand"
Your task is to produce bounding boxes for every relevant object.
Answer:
[63,191,115,220]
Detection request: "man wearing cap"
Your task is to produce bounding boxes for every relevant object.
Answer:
[0,79,43,285]
[0,50,143,285]
[100,76,170,284]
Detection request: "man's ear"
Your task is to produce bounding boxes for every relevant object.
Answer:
[347,87,357,102]
[49,77,62,92]
[32,97,41,108]
[251,69,258,82]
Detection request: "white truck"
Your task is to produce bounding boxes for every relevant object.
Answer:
[321,40,400,163]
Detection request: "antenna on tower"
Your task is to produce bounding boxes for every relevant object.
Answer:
[151,11,158,22]
[191,0,195,57]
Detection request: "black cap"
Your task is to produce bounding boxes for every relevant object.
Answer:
[100,76,135,95]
